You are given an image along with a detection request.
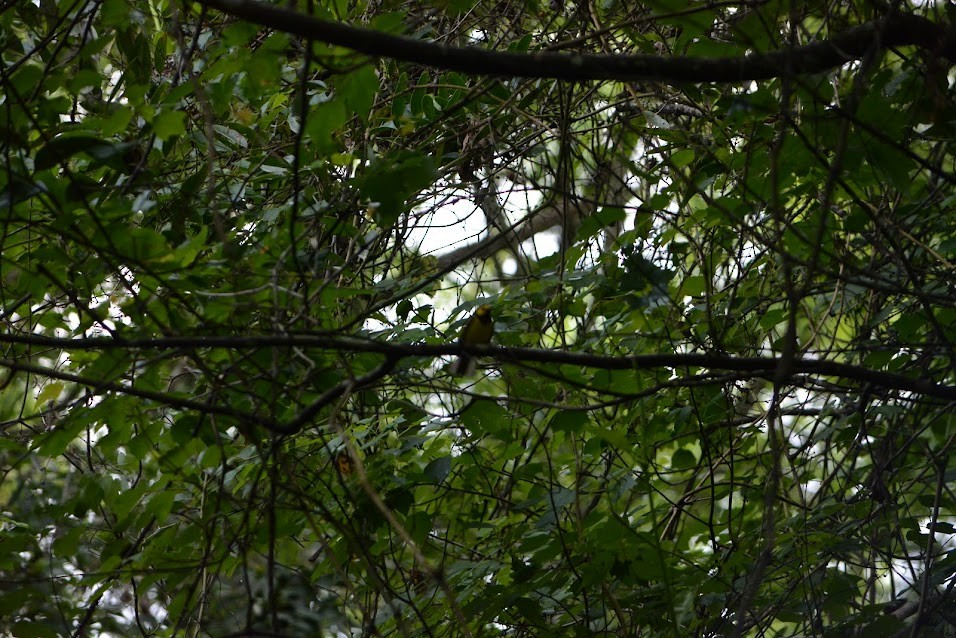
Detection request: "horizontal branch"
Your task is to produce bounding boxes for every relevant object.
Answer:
[196,0,956,84]
[2,332,954,400]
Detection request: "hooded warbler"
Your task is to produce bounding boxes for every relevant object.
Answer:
[450,305,493,376]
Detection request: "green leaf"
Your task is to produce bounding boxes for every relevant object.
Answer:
[110,227,171,264]
[671,148,695,168]
[38,418,88,456]
[575,207,626,242]
[340,65,378,122]
[35,381,63,406]
[153,109,187,140]
[671,448,697,470]
[460,400,510,440]
[590,427,630,450]
[12,621,59,638]
[306,99,347,153]
[423,455,452,483]
[0,589,39,617]
[361,150,436,227]
[34,135,136,171]
[52,525,85,557]
[550,411,588,434]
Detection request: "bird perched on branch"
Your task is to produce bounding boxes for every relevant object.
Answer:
[450,305,493,376]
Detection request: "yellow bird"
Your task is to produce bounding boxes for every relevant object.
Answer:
[450,305,493,376]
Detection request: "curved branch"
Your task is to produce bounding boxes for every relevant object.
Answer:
[196,0,956,84]
[0,357,278,429]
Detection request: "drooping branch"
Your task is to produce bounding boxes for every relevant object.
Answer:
[195,0,956,84]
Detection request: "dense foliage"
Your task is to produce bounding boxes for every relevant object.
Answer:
[2,0,955,636]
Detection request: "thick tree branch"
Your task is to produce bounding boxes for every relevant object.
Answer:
[196,0,956,84]
[2,333,954,400]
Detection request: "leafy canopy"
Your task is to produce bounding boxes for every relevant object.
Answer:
[1,0,955,636]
